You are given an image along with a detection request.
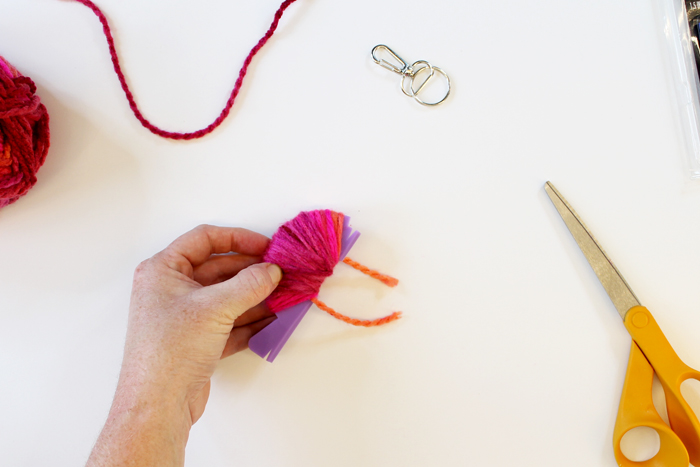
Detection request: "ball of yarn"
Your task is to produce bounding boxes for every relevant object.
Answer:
[263,210,346,312]
[0,56,50,208]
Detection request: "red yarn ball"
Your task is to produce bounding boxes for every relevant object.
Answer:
[0,56,50,208]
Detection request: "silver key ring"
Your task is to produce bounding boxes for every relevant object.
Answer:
[371,45,451,106]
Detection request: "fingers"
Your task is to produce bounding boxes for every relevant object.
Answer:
[232,303,275,327]
[158,225,270,277]
[221,316,276,359]
[193,254,262,286]
[200,262,282,323]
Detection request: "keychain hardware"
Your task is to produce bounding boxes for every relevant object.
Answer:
[371,45,450,106]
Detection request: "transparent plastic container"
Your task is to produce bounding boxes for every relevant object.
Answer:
[657,0,700,178]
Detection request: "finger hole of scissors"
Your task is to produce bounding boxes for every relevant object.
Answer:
[652,375,670,423]
[680,378,700,420]
[620,426,661,462]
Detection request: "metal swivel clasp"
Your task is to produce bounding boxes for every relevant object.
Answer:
[371,44,451,106]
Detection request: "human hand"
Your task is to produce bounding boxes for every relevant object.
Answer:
[87,225,282,467]
[123,224,282,422]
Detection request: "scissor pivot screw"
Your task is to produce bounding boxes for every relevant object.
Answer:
[631,311,649,328]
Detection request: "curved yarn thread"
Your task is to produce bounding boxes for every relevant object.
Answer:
[342,257,399,287]
[263,209,400,326]
[0,56,50,208]
[69,0,299,140]
[311,298,402,327]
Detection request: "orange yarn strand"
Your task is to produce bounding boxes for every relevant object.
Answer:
[342,257,399,287]
[311,298,402,327]
[308,256,401,326]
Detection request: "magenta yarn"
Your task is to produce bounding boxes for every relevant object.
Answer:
[0,56,50,208]
[263,210,345,312]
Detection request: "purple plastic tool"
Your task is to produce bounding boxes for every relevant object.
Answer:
[248,216,360,362]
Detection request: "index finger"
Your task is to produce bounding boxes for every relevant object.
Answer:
[159,225,270,276]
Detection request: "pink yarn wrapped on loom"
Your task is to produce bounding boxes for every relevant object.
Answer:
[251,210,401,362]
[0,56,50,208]
[263,210,345,312]
[262,209,402,328]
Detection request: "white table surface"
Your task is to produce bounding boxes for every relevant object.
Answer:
[3,0,700,465]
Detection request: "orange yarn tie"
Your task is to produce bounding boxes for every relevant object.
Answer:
[311,298,402,327]
[342,257,399,287]
[311,257,401,327]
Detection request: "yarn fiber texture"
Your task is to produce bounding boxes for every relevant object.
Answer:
[0,56,50,208]
[263,210,345,312]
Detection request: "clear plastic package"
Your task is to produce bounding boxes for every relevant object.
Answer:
[657,0,700,178]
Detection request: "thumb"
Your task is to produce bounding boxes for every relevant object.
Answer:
[205,262,282,323]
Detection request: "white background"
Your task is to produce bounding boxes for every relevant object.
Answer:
[2,0,700,465]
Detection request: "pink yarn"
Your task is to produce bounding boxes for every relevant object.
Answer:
[0,56,50,208]
[263,210,344,312]
[68,0,299,140]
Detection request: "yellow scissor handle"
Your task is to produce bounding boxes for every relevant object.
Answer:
[613,342,687,467]
[618,306,700,466]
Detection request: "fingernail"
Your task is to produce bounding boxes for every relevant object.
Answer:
[266,263,282,284]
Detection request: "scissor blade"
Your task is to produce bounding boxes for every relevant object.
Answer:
[545,182,641,319]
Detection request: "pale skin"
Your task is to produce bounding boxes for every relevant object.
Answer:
[86,225,283,467]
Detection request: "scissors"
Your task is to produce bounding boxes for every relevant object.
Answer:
[545,182,700,467]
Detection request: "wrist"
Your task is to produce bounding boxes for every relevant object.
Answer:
[116,346,197,415]
[86,378,192,467]
[110,381,192,426]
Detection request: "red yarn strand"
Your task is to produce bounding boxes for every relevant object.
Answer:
[342,257,399,287]
[70,0,299,140]
[333,211,344,256]
[311,298,402,327]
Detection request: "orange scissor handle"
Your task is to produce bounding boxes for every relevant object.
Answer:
[620,306,700,466]
[613,342,687,467]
